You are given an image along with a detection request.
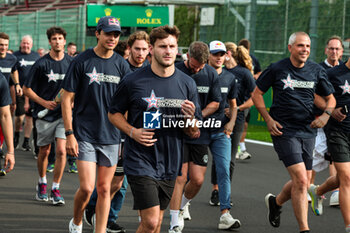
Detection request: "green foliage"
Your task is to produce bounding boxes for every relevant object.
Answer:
[175,6,199,47]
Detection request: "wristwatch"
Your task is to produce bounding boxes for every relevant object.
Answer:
[324,110,332,116]
[65,130,74,136]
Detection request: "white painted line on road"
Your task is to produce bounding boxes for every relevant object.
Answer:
[245,139,273,147]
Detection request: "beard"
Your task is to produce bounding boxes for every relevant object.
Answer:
[153,52,174,68]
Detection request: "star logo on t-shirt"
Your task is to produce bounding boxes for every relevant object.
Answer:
[142,90,164,110]
[47,69,57,82]
[340,80,350,95]
[282,74,295,90]
[86,67,102,85]
[19,58,28,67]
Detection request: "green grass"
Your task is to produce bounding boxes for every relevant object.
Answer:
[246,124,272,143]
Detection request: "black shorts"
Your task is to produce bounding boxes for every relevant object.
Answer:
[15,95,25,116]
[127,175,175,210]
[326,130,350,162]
[183,143,209,166]
[272,136,315,170]
[244,109,251,123]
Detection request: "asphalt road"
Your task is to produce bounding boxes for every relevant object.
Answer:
[0,141,345,233]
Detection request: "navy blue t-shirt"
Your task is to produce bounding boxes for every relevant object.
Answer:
[226,65,256,123]
[0,74,11,106]
[176,62,222,144]
[256,58,334,138]
[0,53,17,85]
[109,66,200,180]
[24,53,72,122]
[326,62,350,132]
[210,69,237,133]
[13,51,40,86]
[63,48,131,145]
[251,54,261,75]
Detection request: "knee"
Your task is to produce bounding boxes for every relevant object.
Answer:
[339,173,350,187]
[176,174,188,186]
[294,176,308,191]
[79,185,94,199]
[190,176,204,188]
[141,217,159,232]
[96,183,110,198]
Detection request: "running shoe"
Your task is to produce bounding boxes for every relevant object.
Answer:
[69,162,78,173]
[107,221,126,233]
[178,208,185,231]
[69,218,82,233]
[14,135,19,149]
[21,140,31,151]
[0,168,6,176]
[237,150,252,160]
[168,226,182,233]
[50,188,65,205]
[329,190,339,206]
[218,212,241,230]
[265,193,281,228]
[83,204,95,226]
[47,163,55,173]
[308,184,323,215]
[36,183,48,201]
[182,202,191,220]
[209,189,220,206]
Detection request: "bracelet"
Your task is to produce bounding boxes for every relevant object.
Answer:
[7,151,14,155]
[65,129,74,136]
[129,127,134,138]
[15,83,20,86]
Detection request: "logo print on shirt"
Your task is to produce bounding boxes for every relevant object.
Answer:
[19,58,35,67]
[86,67,102,85]
[46,69,65,82]
[282,74,295,90]
[142,90,164,110]
[340,80,350,94]
[143,110,162,129]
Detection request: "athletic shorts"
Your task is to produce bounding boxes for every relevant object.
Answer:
[77,140,119,167]
[15,95,25,116]
[326,130,350,163]
[272,136,315,170]
[36,118,65,147]
[244,108,251,123]
[183,143,209,166]
[127,175,175,210]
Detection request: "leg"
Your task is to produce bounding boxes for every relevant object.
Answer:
[334,162,350,226]
[95,165,116,233]
[24,115,33,139]
[137,206,160,233]
[184,162,207,199]
[37,144,51,178]
[169,163,188,210]
[52,138,66,184]
[229,121,244,179]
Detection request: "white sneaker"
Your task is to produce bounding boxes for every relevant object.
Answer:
[330,190,339,206]
[307,192,311,203]
[182,202,191,220]
[178,208,185,231]
[235,152,240,159]
[168,226,182,233]
[218,212,241,230]
[238,150,252,160]
[69,218,82,233]
[308,184,324,216]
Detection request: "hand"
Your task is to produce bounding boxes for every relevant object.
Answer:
[331,107,346,122]
[224,122,235,138]
[224,108,231,118]
[310,114,329,128]
[66,134,79,157]
[43,100,57,110]
[4,152,15,173]
[266,118,283,136]
[181,100,196,119]
[15,85,23,96]
[131,128,157,146]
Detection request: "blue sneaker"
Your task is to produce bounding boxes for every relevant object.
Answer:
[50,188,65,205]
[69,162,78,173]
[47,163,55,173]
[36,183,48,201]
[0,169,6,176]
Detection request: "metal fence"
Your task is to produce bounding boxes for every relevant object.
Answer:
[0,6,86,52]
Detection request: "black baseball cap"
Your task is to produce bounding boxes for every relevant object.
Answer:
[96,16,121,33]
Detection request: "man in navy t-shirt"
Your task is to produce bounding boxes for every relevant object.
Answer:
[168,41,221,232]
[13,35,40,151]
[252,32,336,233]
[307,58,350,233]
[126,30,150,71]
[0,74,15,176]
[108,25,200,233]
[24,27,72,207]
[61,16,131,233]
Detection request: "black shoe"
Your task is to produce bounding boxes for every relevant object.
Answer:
[21,140,31,151]
[265,193,281,228]
[0,148,4,158]
[209,189,220,206]
[83,204,95,226]
[14,135,19,149]
[107,221,126,233]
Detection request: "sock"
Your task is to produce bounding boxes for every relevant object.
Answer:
[52,182,60,190]
[15,132,19,138]
[138,215,141,223]
[239,142,246,151]
[169,209,179,229]
[39,176,47,184]
[24,137,29,143]
[180,194,191,210]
